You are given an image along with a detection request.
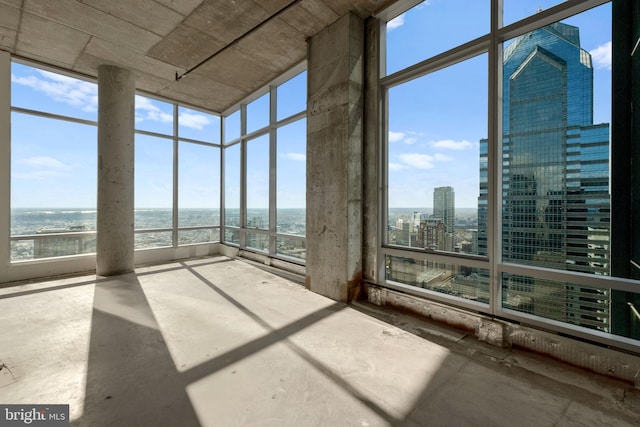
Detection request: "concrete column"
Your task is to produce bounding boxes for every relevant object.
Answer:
[96,65,135,276]
[363,18,380,283]
[306,13,364,302]
[0,51,10,279]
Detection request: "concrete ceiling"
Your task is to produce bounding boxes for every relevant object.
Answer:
[0,0,390,114]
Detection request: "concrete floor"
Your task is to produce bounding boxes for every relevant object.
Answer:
[1,256,640,427]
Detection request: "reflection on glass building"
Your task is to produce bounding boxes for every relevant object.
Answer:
[433,186,455,252]
[478,22,611,331]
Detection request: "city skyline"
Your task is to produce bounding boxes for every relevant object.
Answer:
[479,18,611,330]
[9,3,612,211]
[386,1,611,208]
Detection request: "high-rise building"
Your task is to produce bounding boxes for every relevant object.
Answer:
[417,217,446,250]
[395,219,411,246]
[477,22,611,331]
[433,186,455,252]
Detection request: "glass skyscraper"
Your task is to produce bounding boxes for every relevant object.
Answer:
[433,186,455,251]
[478,22,611,331]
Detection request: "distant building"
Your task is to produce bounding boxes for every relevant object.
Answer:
[433,186,455,252]
[395,219,411,246]
[477,22,611,331]
[417,217,445,250]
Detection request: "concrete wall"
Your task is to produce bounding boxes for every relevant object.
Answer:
[306,13,364,302]
[0,51,10,282]
[363,283,640,387]
[363,18,380,283]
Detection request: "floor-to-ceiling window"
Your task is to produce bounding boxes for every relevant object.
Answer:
[134,97,221,250]
[10,62,98,261]
[222,66,307,262]
[8,61,222,271]
[379,0,639,350]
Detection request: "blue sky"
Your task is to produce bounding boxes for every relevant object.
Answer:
[10,1,611,211]
[10,63,307,209]
[385,0,612,208]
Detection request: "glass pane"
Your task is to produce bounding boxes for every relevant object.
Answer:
[225,228,240,245]
[135,209,172,230]
[388,54,486,254]
[502,273,610,332]
[386,1,489,75]
[11,238,33,261]
[277,119,306,236]
[11,233,96,260]
[246,135,269,230]
[135,95,174,135]
[11,113,97,242]
[11,62,98,121]
[135,135,173,229]
[277,236,306,261]
[386,255,490,304]
[178,106,220,143]
[179,209,221,228]
[246,232,269,252]
[498,7,612,275]
[224,110,241,143]
[504,1,566,27]
[179,229,219,245]
[179,142,220,227]
[224,143,241,226]
[277,71,306,121]
[11,208,97,237]
[247,93,270,134]
[135,231,172,249]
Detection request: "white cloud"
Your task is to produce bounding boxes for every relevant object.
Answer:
[13,170,69,180]
[388,162,408,171]
[146,110,173,123]
[178,111,211,130]
[434,153,454,162]
[14,156,73,180]
[19,156,72,171]
[135,96,158,112]
[11,70,98,112]
[135,95,173,124]
[431,139,474,150]
[389,131,406,143]
[399,153,436,169]
[389,131,419,145]
[387,13,405,31]
[284,152,306,162]
[590,41,612,70]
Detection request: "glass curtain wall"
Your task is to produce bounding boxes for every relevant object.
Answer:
[222,70,307,262]
[380,0,640,350]
[9,61,222,261]
[134,96,221,248]
[10,62,98,260]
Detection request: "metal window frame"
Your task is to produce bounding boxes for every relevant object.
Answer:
[220,64,308,265]
[6,59,225,267]
[377,0,637,352]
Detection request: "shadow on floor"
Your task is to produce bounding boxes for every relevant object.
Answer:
[70,259,640,427]
[72,264,359,426]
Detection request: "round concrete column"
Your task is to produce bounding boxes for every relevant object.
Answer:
[96,65,135,276]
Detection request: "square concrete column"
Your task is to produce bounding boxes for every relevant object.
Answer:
[306,13,364,302]
[96,65,135,276]
[0,51,9,278]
